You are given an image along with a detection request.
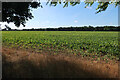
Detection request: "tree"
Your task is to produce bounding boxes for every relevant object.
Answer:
[2,2,42,27]
[47,0,119,13]
[5,25,11,31]
[2,0,119,27]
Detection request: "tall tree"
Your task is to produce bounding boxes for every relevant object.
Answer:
[2,2,42,27]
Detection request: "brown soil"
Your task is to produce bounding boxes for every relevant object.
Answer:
[1,47,119,78]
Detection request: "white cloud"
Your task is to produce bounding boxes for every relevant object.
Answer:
[74,20,78,23]
[0,22,25,29]
[110,23,113,25]
[86,6,92,9]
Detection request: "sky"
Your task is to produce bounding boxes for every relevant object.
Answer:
[0,2,118,29]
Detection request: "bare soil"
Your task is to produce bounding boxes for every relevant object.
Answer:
[1,47,119,78]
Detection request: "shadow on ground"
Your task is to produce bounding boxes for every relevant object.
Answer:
[2,54,111,78]
[2,47,119,79]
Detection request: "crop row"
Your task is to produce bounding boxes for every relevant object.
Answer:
[2,31,119,60]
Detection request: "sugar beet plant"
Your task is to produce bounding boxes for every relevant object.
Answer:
[2,31,119,60]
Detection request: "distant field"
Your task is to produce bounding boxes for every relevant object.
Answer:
[2,31,119,61]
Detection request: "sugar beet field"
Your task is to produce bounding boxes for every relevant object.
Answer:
[2,31,119,61]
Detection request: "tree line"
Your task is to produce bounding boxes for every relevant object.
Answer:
[2,25,119,31]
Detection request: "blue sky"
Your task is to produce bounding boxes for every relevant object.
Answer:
[1,2,118,29]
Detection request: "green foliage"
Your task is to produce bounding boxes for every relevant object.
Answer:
[2,31,119,61]
[47,0,119,13]
[2,2,42,27]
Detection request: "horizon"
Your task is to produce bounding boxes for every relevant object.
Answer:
[1,25,119,30]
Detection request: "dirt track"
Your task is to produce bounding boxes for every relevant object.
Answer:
[2,47,119,78]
